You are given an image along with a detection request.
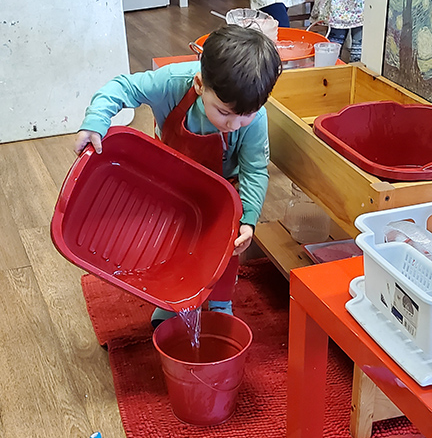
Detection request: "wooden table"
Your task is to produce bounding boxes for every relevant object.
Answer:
[266,64,432,238]
[288,256,432,438]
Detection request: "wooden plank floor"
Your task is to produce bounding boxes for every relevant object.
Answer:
[0,1,299,437]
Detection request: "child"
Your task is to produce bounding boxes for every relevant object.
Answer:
[250,1,308,28]
[74,25,282,327]
[311,0,364,63]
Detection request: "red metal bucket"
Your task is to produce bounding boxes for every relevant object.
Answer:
[153,311,253,425]
[51,126,242,311]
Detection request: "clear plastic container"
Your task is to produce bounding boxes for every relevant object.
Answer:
[282,183,331,244]
[225,8,279,42]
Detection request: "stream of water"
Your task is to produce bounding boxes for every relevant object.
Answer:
[177,306,202,348]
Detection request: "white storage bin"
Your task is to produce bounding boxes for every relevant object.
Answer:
[354,202,432,357]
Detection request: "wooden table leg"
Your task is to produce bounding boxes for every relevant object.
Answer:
[287,296,329,438]
[350,364,403,438]
[350,363,376,438]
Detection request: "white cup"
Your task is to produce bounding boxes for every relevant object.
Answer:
[314,42,342,67]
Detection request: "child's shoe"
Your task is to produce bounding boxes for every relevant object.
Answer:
[151,307,176,329]
[208,300,233,315]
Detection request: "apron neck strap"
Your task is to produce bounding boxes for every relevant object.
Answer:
[177,87,199,113]
[178,87,230,146]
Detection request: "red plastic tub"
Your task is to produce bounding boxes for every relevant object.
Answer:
[51,126,242,311]
[313,101,432,182]
[192,27,328,63]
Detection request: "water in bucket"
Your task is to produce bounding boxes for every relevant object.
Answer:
[163,331,242,363]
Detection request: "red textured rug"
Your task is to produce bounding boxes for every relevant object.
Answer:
[81,258,424,438]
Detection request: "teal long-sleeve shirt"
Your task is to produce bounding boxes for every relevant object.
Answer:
[80,61,270,226]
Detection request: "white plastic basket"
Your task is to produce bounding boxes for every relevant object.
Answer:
[355,202,432,356]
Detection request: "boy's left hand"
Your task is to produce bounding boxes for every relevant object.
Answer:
[233,224,254,256]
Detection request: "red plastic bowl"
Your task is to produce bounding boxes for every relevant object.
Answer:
[51,126,242,311]
[313,101,432,182]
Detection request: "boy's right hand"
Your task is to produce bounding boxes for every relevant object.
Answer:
[74,130,103,155]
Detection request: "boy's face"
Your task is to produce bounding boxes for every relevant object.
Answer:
[193,73,256,133]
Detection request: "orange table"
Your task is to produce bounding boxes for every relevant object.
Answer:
[289,256,432,438]
[152,54,198,70]
[152,55,345,70]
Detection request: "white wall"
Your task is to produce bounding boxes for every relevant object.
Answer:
[1,0,133,144]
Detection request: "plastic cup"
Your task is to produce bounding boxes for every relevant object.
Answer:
[314,42,341,67]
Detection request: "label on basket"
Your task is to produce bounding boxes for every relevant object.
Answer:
[391,283,419,338]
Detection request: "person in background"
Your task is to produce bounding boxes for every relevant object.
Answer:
[250,0,307,28]
[74,25,282,328]
[311,0,364,63]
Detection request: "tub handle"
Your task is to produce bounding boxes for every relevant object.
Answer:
[392,162,432,171]
[57,145,93,213]
[189,42,203,56]
[422,162,432,171]
[306,20,331,39]
[190,369,243,392]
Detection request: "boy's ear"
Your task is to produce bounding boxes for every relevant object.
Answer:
[193,73,204,96]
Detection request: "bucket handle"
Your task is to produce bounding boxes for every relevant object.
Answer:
[190,369,243,392]
[306,20,331,39]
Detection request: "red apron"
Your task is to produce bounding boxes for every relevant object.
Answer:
[161,87,225,175]
[161,87,238,302]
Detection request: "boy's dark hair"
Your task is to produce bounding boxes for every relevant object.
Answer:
[200,24,282,115]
